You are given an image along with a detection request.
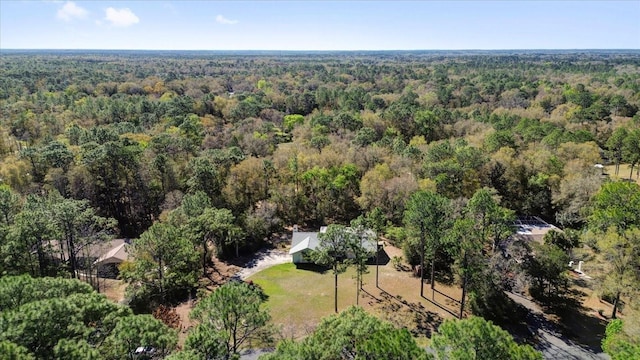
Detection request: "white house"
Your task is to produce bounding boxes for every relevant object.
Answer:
[289,226,377,264]
[289,227,326,264]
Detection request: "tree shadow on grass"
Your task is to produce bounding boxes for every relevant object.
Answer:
[362,287,443,338]
[420,291,460,318]
[434,268,455,286]
[433,287,461,305]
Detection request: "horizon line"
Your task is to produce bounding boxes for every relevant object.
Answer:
[2,48,639,52]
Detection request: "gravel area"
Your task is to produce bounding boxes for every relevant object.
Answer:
[239,349,272,360]
[234,249,291,280]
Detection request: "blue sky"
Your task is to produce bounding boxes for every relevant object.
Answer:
[1,1,639,50]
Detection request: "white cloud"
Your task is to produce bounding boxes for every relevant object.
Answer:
[56,1,88,22]
[105,7,140,27]
[216,15,238,25]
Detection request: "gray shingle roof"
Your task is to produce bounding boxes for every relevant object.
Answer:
[289,228,377,255]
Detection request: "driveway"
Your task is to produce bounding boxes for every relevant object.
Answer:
[234,249,288,359]
[506,292,609,360]
[239,349,272,360]
[234,248,291,280]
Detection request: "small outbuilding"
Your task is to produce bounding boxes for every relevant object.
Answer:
[91,239,131,278]
[94,241,129,266]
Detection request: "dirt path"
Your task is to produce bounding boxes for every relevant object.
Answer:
[506,292,610,360]
[234,248,291,280]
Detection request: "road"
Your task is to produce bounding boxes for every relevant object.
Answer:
[506,292,610,360]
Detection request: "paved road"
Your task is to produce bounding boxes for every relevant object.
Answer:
[506,292,609,360]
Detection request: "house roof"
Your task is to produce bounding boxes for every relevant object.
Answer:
[87,239,129,258]
[45,238,129,260]
[513,216,560,243]
[94,242,129,265]
[289,232,320,255]
[353,230,378,253]
[288,228,377,255]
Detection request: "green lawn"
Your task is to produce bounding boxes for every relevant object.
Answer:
[249,251,616,350]
[250,263,365,334]
[249,258,462,340]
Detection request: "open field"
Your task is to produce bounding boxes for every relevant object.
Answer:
[605,164,640,185]
[249,245,461,341]
[247,244,617,356]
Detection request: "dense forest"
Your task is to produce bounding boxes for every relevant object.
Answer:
[1,51,638,234]
[1,50,639,359]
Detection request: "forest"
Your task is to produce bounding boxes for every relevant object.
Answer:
[0,50,639,359]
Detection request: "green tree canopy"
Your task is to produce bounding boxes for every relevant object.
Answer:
[602,319,640,360]
[309,224,358,313]
[524,241,570,302]
[431,316,542,360]
[403,190,452,297]
[283,114,305,131]
[0,275,177,360]
[0,184,21,226]
[121,222,199,306]
[588,181,640,234]
[595,227,640,318]
[448,217,484,318]
[188,280,272,358]
[466,187,515,252]
[0,340,35,360]
[261,306,430,360]
[187,206,242,264]
[103,314,177,360]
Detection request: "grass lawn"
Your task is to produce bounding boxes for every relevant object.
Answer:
[604,163,640,185]
[248,245,615,351]
[249,245,461,340]
[251,263,363,335]
[99,278,126,303]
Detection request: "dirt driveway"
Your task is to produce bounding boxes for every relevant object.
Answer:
[234,248,291,280]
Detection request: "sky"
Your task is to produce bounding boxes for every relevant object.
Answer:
[1,1,639,50]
